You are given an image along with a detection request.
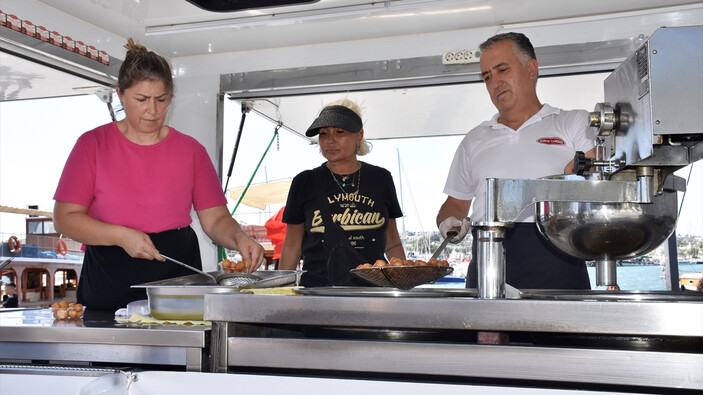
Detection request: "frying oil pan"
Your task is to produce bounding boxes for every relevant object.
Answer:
[161,254,261,287]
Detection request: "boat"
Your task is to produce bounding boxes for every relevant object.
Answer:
[434,275,466,283]
[1,209,83,308]
[680,272,703,291]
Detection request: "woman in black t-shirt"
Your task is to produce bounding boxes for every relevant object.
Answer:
[280,99,406,286]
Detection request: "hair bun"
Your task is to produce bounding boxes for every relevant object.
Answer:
[124,37,148,55]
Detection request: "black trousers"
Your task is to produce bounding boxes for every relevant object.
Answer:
[467,223,591,290]
[77,226,202,311]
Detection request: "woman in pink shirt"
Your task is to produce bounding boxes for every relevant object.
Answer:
[53,38,264,311]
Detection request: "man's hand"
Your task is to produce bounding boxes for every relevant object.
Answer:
[439,216,470,244]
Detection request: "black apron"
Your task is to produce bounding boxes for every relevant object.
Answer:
[466,223,591,290]
[77,226,202,311]
[322,215,370,287]
[300,169,368,287]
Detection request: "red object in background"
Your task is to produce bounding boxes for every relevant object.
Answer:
[99,50,110,65]
[37,26,50,42]
[76,40,87,56]
[264,207,286,260]
[63,36,75,51]
[7,14,21,31]
[50,31,62,46]
[21,20,35,37]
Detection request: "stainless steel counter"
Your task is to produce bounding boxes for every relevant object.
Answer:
[205,291,703,391]
[0,308,210,371]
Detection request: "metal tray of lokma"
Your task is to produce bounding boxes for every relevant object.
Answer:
[133,270,301,320]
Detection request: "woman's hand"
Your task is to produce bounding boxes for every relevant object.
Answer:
[197,205,265,273]
[118,227,161,260]
[54,200,160,259]
[233,231,265,273]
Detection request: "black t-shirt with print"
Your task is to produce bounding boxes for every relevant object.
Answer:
[283,162,403,286]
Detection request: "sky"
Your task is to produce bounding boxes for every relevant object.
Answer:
[0,94,701,240]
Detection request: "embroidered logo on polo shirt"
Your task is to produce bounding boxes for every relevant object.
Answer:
[537,137,565,145]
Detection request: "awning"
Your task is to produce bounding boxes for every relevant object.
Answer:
[228,180,291,210]
[0,205,53,218]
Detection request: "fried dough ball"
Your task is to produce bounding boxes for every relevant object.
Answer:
[55,308,69,320]
[234,260,251,273]
[357,263,373,269]
[415,260,427,266]
[223,259,250,273]
[373,260,388,267]
[388,257,403,265]
[51,300,85,320]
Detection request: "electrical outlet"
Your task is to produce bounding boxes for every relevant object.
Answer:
[442,49,480,64]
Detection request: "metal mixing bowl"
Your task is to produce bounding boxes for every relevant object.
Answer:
[535,177,678,263]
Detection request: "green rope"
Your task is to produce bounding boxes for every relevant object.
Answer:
[219,124,281,261]
[230,124,280,215]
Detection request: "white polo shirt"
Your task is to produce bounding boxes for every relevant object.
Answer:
[443,104,595,223]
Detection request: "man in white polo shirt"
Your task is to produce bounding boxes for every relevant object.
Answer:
[436,32,596,289]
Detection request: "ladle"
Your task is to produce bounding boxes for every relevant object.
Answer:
[161,254,218,284]
[430,231,458,260]
[161,254,262,287]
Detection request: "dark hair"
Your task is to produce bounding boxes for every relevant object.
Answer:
[6,282,15,288]
[479,32,536,64]
[117,38,173,95]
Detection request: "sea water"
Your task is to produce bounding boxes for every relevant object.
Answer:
[599,262,702,291]
[426,263,703,290]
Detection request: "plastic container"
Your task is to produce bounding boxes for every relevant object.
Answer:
[63,36,75,51]
[76,40,87,56]
[21,20,35,37]
[7,14,21,31]
[50,31,62,46]
[36,26,50,42]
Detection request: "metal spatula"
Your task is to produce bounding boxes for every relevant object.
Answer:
[161,254,219,284]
